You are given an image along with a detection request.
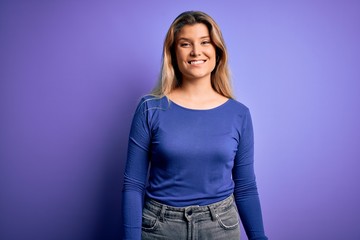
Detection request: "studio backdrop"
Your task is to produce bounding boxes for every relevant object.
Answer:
[1,1,359,239]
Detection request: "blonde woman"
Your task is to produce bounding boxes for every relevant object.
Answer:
[122,11,267,240]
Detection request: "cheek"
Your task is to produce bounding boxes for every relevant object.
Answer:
[210,49,217,65]
[207,50,216,64]
[176,55,184,71]
[207,47,216,58]
[176,53,188,71]
[176,50,186,62]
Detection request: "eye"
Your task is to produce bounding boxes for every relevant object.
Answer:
[201,40,211,45]
[180,42,191,47]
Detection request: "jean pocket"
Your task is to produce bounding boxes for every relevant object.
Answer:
[217,205,240,230]
[141,208,159,231]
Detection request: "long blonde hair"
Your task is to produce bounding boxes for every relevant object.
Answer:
[151,11,234,98]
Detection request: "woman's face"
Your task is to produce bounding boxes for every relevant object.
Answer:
[175,23,216,82]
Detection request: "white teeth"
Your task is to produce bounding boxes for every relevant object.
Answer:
[190,60,205,65]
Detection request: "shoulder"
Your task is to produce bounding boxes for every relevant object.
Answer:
[226,100,254,138]
[135,95,169,115]
[225,99,253,129]
[226,99,251,115]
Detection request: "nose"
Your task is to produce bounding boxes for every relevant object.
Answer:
[190,44,201,57]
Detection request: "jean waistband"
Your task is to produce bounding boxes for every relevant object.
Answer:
[144,195,235,221]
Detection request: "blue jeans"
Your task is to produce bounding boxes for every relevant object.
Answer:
[141,195,241,240]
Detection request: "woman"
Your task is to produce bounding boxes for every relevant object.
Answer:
[122,11,268,240]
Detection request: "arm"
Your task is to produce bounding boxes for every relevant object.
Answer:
[122,100,151,240]
[232,109,268,240]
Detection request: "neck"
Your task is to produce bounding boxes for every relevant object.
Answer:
[180,76,216,99]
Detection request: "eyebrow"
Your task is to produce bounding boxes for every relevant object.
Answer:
[177,36,210,41]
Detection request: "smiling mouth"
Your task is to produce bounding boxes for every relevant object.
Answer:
[188,60,206,65]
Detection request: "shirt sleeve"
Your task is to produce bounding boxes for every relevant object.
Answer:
[122,98,151,240]
[232,109,268,240]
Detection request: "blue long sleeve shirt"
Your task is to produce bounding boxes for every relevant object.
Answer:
[122,96,267,240]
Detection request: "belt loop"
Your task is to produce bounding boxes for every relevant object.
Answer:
[208,206,218,221]
[159,204,166,222]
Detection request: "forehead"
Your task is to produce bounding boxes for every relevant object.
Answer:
[176,23,210,40]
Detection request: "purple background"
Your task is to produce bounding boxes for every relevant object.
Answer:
[1,1,359,239]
